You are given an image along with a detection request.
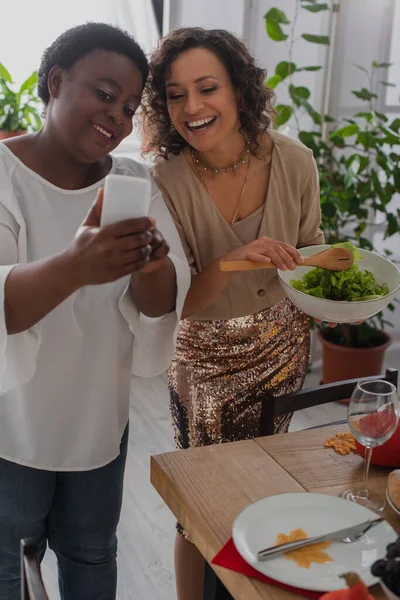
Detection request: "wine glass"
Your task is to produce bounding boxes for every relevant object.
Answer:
[341,380,399,512]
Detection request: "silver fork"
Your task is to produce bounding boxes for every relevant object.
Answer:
[257,517,384,561]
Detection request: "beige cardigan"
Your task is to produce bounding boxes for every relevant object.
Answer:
[153,130,324,320]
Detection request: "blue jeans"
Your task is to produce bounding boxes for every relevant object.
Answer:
[0,425,128,600]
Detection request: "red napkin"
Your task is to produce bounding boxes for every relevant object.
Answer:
[212,538,323,599]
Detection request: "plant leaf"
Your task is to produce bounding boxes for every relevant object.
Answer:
[379,81,396,87]
[329,134,345,148]
[330,123,359,139]
[380,127,399,145]
[0,79,14,99]
[321,201,337,218]
[275,61,297,80]
[0,62,12,83]
[394,167,400,191]
[357,131,375,149]
[372,61,393,68]
[390,118,400,134]
[264,8,289,41]
[386,213,400,237]
[302,2,329,12]
[266,74,282,89]
[289,84,311,107]
[345,154,361,170]
[375,111,388,122]
[19,71,38,94]
[302,34,330,45]
[351,88,378,101]
[298,131,322,149]
[296,65,323,71]
[275,104,293,127]
[10,113,20,131]
[355,111,376,124]
[302,101,322,125]
[358,155,370,173]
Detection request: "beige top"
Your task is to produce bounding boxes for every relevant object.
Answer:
[231,204,264,245]
[153,130,324,321]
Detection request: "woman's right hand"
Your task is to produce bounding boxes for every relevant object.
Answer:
[65,189,154,288]
[222,236,304,271]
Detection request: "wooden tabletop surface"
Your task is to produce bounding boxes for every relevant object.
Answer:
[151,425,400,599]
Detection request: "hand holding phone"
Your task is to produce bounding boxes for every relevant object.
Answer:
[101,174,151,227]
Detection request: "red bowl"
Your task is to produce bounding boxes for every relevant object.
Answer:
[355,421,400,468]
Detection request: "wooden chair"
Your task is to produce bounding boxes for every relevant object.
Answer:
[260,368,399,436]
[21,539,48,600]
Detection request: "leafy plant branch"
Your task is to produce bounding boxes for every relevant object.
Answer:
[0,62,42,133]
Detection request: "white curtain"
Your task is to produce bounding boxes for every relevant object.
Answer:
[105,0,161,161]
[106,0,160,57]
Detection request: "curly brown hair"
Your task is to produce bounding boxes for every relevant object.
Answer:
[144,27,275,160]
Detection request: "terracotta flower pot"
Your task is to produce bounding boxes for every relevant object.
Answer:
[319,332,391,384]
[0,130,26,140]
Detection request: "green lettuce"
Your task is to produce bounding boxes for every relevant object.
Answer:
[290,242,389,301]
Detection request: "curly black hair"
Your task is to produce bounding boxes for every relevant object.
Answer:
[144,27,275,159]
[38,22,149,105]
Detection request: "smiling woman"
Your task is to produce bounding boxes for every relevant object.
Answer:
[145,27,325,600]
[0,22,189,600]
[33,24,148,171]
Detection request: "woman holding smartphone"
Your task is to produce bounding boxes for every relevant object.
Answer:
[0,23,189,600]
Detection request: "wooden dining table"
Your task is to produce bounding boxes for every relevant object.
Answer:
[150,424,400,599]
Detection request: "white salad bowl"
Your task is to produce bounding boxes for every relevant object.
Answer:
[278,245,400,323]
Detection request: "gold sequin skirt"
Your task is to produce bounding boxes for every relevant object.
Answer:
[168,298,310,450]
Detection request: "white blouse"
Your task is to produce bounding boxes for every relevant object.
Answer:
[0,143,190,471]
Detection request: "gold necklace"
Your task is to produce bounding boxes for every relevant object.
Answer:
[193,147,252,225]
[191,141,250,179]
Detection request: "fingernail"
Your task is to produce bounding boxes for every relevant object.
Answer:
[299,256,304,263]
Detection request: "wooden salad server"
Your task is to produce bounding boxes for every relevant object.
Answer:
[219,247,354,273]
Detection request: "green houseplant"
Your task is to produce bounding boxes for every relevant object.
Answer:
[264,0,400,381]
[0,62,42,139]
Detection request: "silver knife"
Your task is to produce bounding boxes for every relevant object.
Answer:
[257,517,384,561]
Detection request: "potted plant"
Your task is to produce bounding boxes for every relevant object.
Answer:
[0,62,42,139]
[264,1,400,382]
[311,65,399,383]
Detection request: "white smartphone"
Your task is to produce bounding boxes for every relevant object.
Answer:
[101,174,151,227]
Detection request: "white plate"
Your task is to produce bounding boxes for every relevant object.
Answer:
[232,493,396,592]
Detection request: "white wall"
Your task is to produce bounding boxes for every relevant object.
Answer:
[0,0,111,86]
